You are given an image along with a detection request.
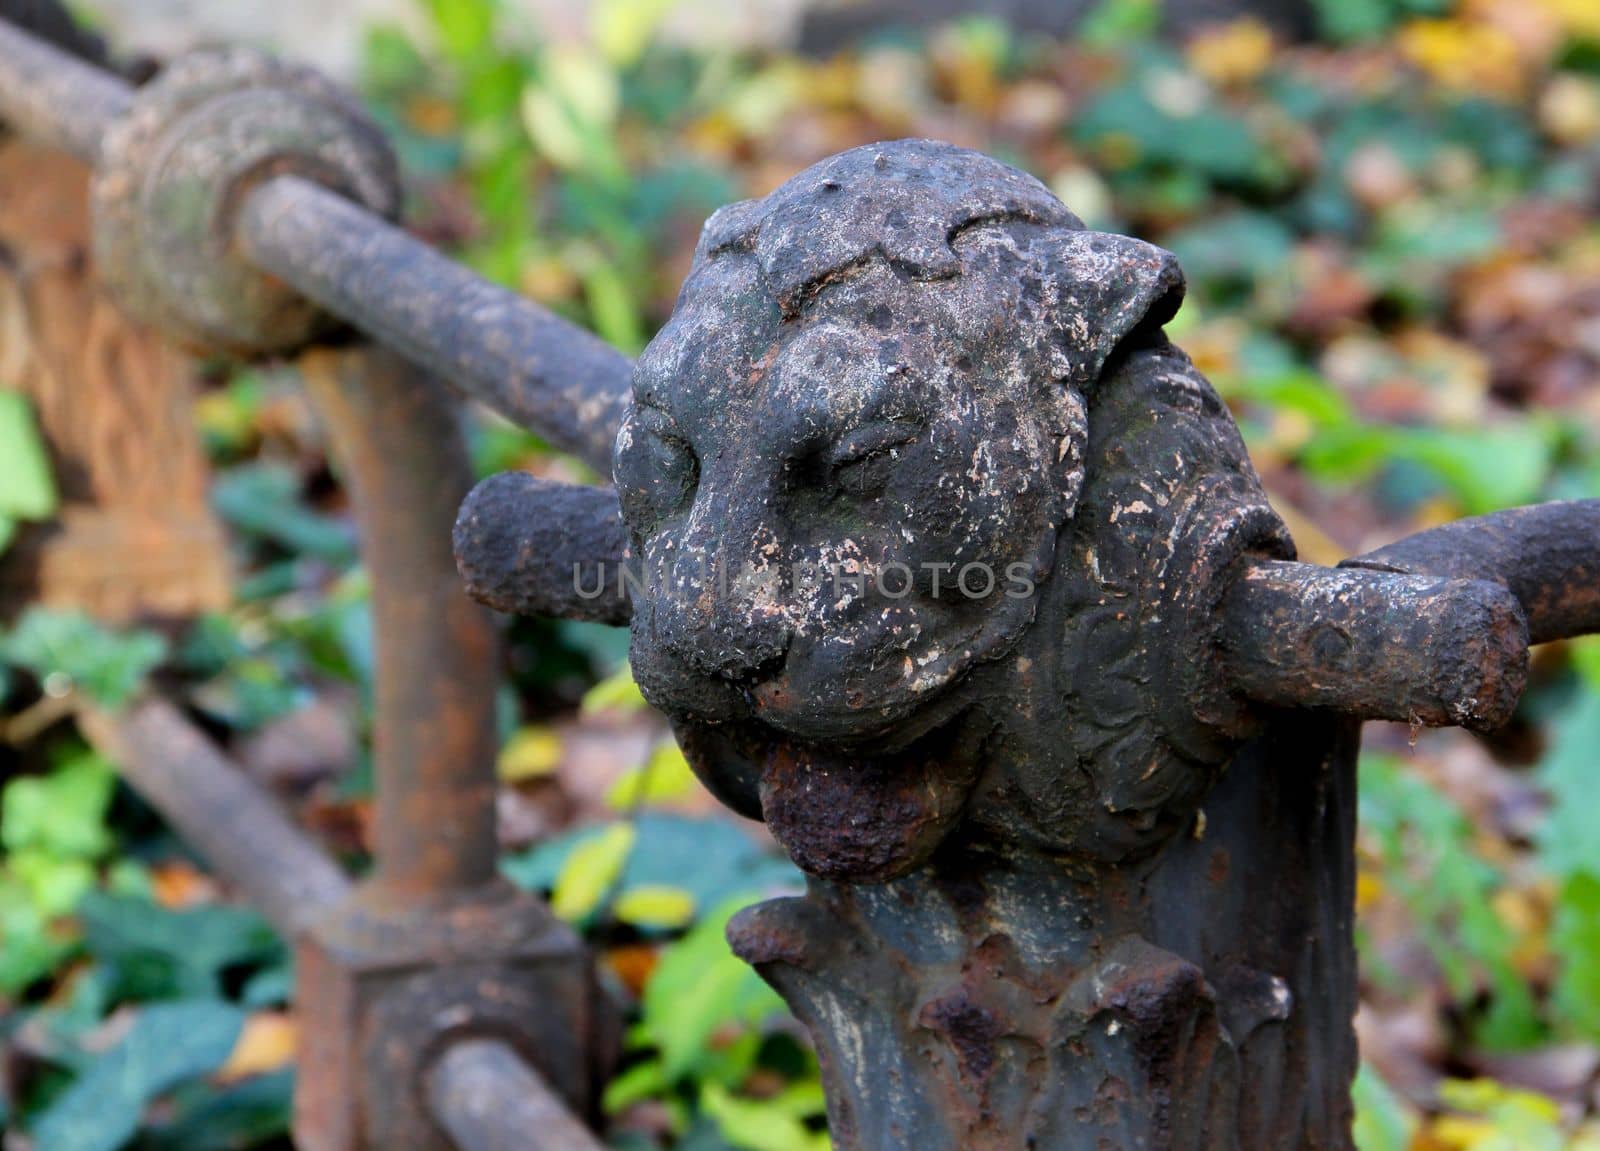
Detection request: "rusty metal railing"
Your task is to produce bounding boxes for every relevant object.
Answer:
[0,13,619,1151]
[6,8,1600,1151]
[0,19,630,469]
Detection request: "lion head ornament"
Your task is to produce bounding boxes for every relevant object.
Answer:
[615,140,1291,882]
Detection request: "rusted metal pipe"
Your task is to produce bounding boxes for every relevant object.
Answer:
[299,345,502,899]
[0,16,633,470]
[1220,559,1530,731]
[0,16,128,162]
[79,699,351,937]
[454,472,633,625]
[1344,499,1600,646]
[242,179,629,472]
[426,1039,610,1151]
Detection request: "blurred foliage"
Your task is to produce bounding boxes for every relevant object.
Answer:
[2,0,1600,1147]
[0,392,58,557]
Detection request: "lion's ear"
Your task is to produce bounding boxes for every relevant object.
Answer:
[1039,231,1185,389]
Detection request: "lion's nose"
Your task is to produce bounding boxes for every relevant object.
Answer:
[667,589,792,683]
[650,471,797,681]
[649,536,793,679]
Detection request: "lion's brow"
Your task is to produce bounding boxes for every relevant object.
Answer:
[695,139,1081,318]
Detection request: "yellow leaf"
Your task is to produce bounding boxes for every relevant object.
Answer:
[218,1012,298,1083]
[1048,166,1113,230]
[720,64,805,139]
[1355,870,1384,913]
[614,884,696,930]
[606,741,698,809]
[1438,1077,1564,1123]
[592,0,675,68]
[521,88,587,172]
[546,45,621,130]
[519,257,581,306]
[552,823,636,921]
[581,665,647,715]
[1261,488,1346,568]
[1539,74,1600,147]
[1532,0,1600,40]
[1399,19,1525,97]
[1187,19,1274,88]
[193,391,254,448]
[498,726,564,783]
[1428,1115,1499,1148]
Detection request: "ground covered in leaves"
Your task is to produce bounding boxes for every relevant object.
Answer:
[1,0,1599,1148]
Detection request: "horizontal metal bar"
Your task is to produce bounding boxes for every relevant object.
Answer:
[455,471,633,624]
[1344,499,1600,647]
[0,17,130,163]
[79,699,352,936]
[1220,559,1528,731]
[239,178,629,472]
[427,1038,609,1151]
[0,16,634,473]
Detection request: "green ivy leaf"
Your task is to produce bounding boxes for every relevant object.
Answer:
[211,463,356,564]
[1079,0,1161,48]
[1166,211,1296,291]
[603,1059,672,1116]
[1305,423,1555,515]
[9,852,97,919]
[642,896,787,1081]
[1538,690,1600,881]
[579,253,647,356]
[1,750,116,859]
[79,893,282,1002]
[149,1069,294,1151]
[362,25,429,97]
[0,390,58,522]
[1552,872,1600,1041]
[1352,1063,1417,1151]
[0,608,168,710]
[1358,755,1542,1049]
[699,1082,830,1151]
[29,1000,245,1151]
[0,873,79,994]
[423,0,494,61]
[1312,0,1396,43]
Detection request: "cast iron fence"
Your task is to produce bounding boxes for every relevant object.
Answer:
[1,8,1598,1151]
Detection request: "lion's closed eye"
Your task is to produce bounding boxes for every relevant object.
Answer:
[828,421,919,493]
[615,404,700,531]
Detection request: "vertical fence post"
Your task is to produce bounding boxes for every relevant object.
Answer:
[292,345,613,1151]
[299,345,502,898]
